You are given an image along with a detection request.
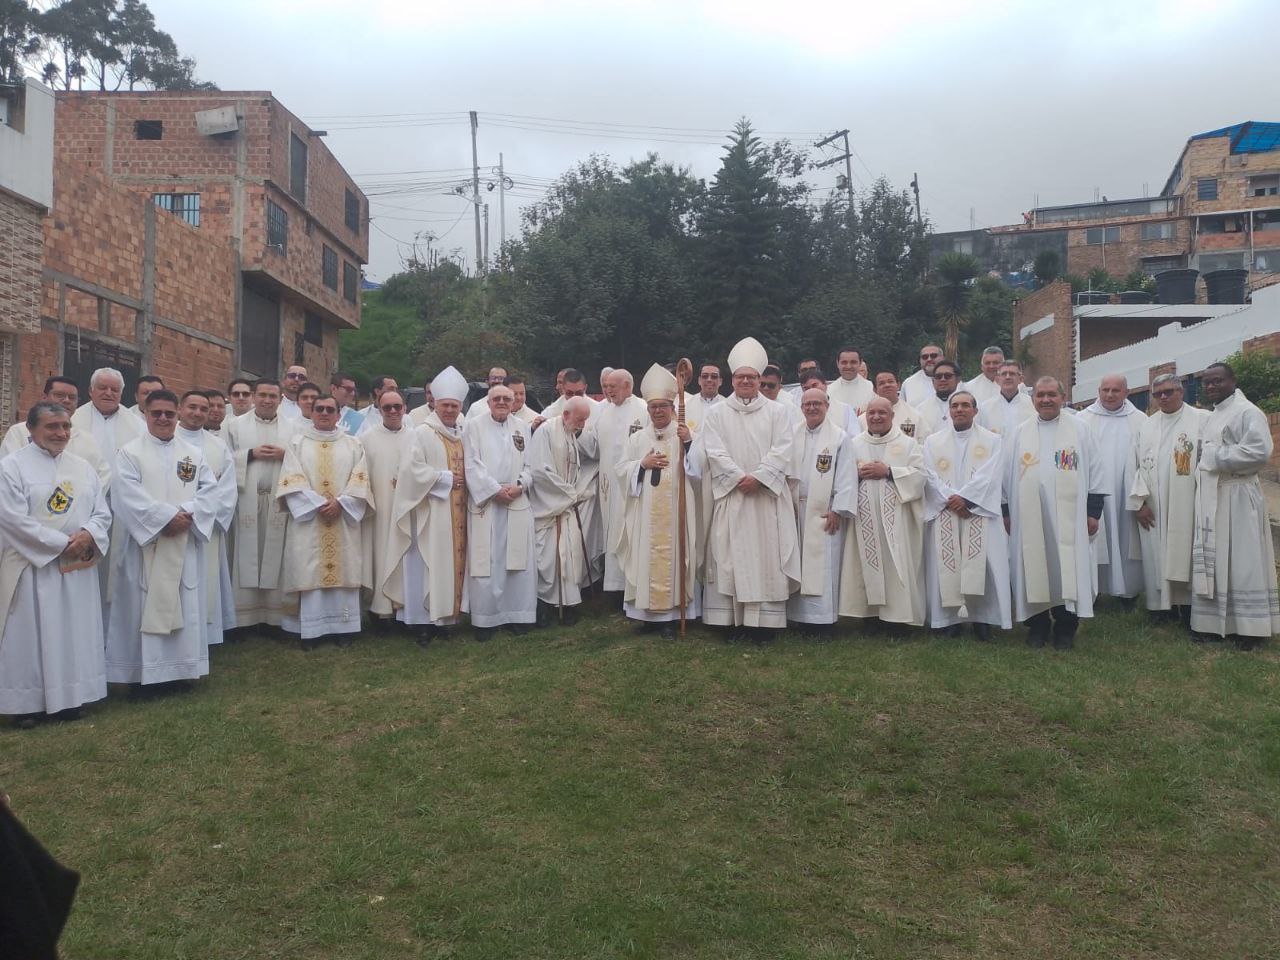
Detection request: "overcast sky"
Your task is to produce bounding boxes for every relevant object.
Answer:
[150,0,1277,281]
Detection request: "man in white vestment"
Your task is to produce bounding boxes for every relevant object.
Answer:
[1189,362,1280,648]
[176,391,238,649]
[278,364,308,420]
[977,360,1036,442]
[360,389,415,630]
[357,376,400,436]
[536,368,596,426]
[798,370,860,435]
[1,376,109,485]
[760,365,802,425]
[226,379,295,632]
[702,337,801,640]
[71,366,142,623]
[505,376,538,425]
[1080,374,1146,606]
[593,369,648,595]
[125,375,165,420]
[463,384,537,639]
[205,389,229,441]
[106,390,218,692]
[276,396,372,647]
[227,378,254,419]
[922,391,1010,638]
[682,363,724,434]
[827,347,876,413]
[963,347,1005,406]
[383,371,469,643]
[613,364,700,638]
[837,397,926,628]
[1007,377,1106,650]
[296,382,322,422]
[528,396,599,625]
[331,372,365,435]
[786,388,855,633]
[902,343,944,408]
[859,371,933,443]
[1128,374,1207,621]
[465,367,513,421]
[916,359,960,430]
[0,403,111,727]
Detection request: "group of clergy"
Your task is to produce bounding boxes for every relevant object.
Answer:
[2,335,1278,729]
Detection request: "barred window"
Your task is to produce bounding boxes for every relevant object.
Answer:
[153,193,200,227]
[345,188,360,234]
[322,245,338,290]
[1085,226,1120,245]
[266,200,288,251]
[343,262,358,302]
[304,311,324,345]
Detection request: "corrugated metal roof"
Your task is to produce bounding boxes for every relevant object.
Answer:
[1189,121,1280,154]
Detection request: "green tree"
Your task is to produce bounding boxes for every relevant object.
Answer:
[1218,349,1280,411]
[1033,249,1060,287]
[933,252,980,363]
[0,0,42,81]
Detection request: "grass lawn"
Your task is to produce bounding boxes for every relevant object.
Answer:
[3,601,1278,959]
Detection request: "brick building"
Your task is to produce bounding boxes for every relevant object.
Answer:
[14,89,368,416]
[0,79,54,427]
[934,121,1280,287]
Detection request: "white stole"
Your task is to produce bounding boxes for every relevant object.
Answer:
[931,431,991,612]
[1016,416,1081,604]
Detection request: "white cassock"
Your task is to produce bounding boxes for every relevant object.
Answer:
[613,424,702,622]
[859,398,932,444]
[226,413,295,627]
[963,374,1000,406]
[1128,404,1208,611]
[0,445,111,715]
[356,404,384,437]
[837,427,926,625]
[71,400,142,622]
[922,424,1011,628]
[1190,389,1280,638]
[901,369,935,408]
[786,417,855,625]
[467,400,537,425]
[1,420,111,487]
[384,414,467,627]
[1080,399,1146,598]
[977,390,1036,442]
[278,395,303,421]
[275,427,371,639]
[359,421,415,617]
[593,395,648,591]
[827,375,875,414]
[106,433,217,684]
[701,395,801,628]
[916,393,953,433]
[681,393,721,582]
[178,426,238,646]
[528,417,600,607]
[1008,415,1105,621]
[464,413,536,627]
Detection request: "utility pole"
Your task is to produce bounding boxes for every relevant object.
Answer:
[910,172,922,226]
[483,202,490,273]
[815,128,854,206]
[498,153,506,259]
[470,110,483,275]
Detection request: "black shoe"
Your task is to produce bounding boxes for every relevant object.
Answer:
[51,706,84,722]
[473,627,494,642]
[1190,630,1216,644]
[416,625,434,648]
[1026,625,1048,649]
[1051,625,1076,650]
[13,713,41,730]
[536,602,552,628]
[1232,635,1264,651]
[659,624,676,640]
[562,606,580,627]
[1119,596,1137,612]
[726,627,748,644]
[972,623,992,642]
[335,635,353,648]
[508,624,529,636]
[300,637,318,652]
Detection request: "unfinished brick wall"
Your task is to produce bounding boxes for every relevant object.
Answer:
[1013,280,1074,391]
[1,192,46,424]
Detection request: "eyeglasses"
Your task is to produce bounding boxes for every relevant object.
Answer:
[381,404,404,412]
[313,407,338,415]
[1151,389,1180,399]
[921,352,942,361]
[285,372,306,380]
[230,391,251,398]
[490,397,512,404]
[147,410,177,419]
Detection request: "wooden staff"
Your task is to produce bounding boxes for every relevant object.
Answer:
[675,358,694,639]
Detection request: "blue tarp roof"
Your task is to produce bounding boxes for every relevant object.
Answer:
[1189,121,1280,154]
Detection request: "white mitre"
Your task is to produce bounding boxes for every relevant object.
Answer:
[727,336,768,375]
[431,365,468,403]
[640,363,678,403]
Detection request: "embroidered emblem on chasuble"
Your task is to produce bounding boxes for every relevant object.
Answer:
[177,456,196,483]
[47,484,73,515]
[973,444,989,461]
[628,420,643,435]
[1174,434,1193,476]
[815,451,833,474]
[314,439,342,587]
[1054,448,1078,471]
[512,432,525,452]
[901,422,915,437]
[936,458,951,473]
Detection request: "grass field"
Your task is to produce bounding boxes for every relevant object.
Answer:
[3,601,1278,959]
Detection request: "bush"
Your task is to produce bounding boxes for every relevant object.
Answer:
[1219,349,1280,407]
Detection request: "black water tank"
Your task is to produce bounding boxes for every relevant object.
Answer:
[1155,268,1199,304]
[1074,291,1111,305]
[1119,290,1153,304]
[1204,269,1249,305]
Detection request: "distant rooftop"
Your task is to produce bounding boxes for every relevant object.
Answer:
[1189,121,1280,155]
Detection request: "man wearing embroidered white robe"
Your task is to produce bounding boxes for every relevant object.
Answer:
[923,391,1009,638]
[528,396,599,625]
[613,365,699,639]
[1080,374,1145,607]
[902,344,944,408]
[0,403,111,727]
[827,347,876,414]
[796,371,860,436]
[786,388,854,633]
[837,397,926,628]
[917,359,960,431]
[464,384,536,640]
[383,371,468,644]
[963,347,1004,406]
[858,371,932,444]
[176,391,237,649]
[106,390,218,692]
[1,377,109,485]
[227,378,254,419]
[702,336,800,638]
[275,397,371,647]
[682,363,724,435]
[977,360,1035,441]
[227,380,295,632]
[1128,374,1207,621]
[278,364,308,421]
[361,389,415,631]
[594,369,648,596]
[1008,377,1106,650]
[124,375,165,421]
[1189,363,1280,648]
